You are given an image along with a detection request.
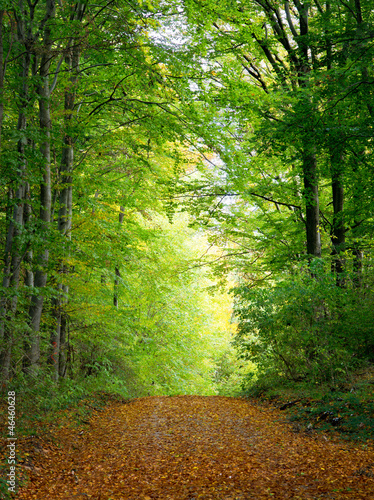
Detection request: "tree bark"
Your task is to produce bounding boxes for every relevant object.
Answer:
[23,0,55,373]
[251,1,322,259]
[114,207,125,308]
[50,42,80,379]
[302,147,321,258]
[296,3,321,259]
[50,1,87,378]
[330,150,345,284]
[23,182,34,288]
[0,4,32,380]
[0,10,4,152]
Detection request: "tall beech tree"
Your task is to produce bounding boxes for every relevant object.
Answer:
[0,0,192,381]
[169,0,374,385]
[23,0,56,373]
[0,0,38,379]
[175,0,374,280]
[48,6,85,380]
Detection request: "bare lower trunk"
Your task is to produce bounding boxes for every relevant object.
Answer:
[23,0,55,373]
[114,267,121,308]
[49,296,61,380]
[0,182,27,380]
[296,4,321,261]
[0,10,4,151]
[24,151,51,370]
[50,45,79,379]
[59,301,68,378]
[114,207,125,308]
[302,149,321,258]
[0,20,31,380]
[330,151,345,285]
[23,183,34,288]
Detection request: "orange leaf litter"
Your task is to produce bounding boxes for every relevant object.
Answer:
[17,396,374,499]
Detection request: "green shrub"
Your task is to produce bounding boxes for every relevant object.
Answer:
[233,263,374,388]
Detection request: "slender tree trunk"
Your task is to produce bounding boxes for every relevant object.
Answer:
[23,182,34,288]
[50,1,87,377]
[114,207,125,308]
[49,299,61,379]
[0,130,28,380]
[330,150,345,285]
[50,45,80,379]
[24,0,55,373]
[0,10,4,151]
[302,147,321,258]
[295,2,321,259]
[114,267,121,308]
[351,155,364,286]
[352,246,363,286]
[0,6,32,380]
[59,312,68,377]
[351,0,370,285]
[0,153,28,380]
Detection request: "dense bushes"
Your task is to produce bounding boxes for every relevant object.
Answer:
[233,262,374,389]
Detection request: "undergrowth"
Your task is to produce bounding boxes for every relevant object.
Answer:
[242,365,374,442]
[0,370,141,438]
[0,370,139,499]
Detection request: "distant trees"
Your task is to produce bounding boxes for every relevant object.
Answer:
[0,0,230,390]
[170,0,374,384]
[1,0,374,392]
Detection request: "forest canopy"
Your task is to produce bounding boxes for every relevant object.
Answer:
[0,0,374,400]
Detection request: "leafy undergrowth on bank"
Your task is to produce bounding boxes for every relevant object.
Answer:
[244,366,374,442]
[7,395,374,499]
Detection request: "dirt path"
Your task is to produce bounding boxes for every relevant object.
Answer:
[17,396,374,499]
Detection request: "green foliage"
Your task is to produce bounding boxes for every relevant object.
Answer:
[1,0,374,425]
[67,212,235,396]
[213,346,255,396]
[233,263,374,388]
[0,0,238,402]
[289,392,374,441]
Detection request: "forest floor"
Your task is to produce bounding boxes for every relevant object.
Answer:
[11,395,374,499]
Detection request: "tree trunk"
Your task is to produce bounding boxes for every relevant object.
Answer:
[49,298,61,380]
[302,147,321,258]
[0,10,4,152]
[58,307,68,378]
[297,3,321,260]
[23,182,34,288]
[50,44,80,379]
[351,0,370,286]
[0,6,32,380]
[352,246,363,287]
[330,150,345,285]
[114,207,125,308]
[23,0,55,374]
[258,1,322,260]
[351,154,364,287]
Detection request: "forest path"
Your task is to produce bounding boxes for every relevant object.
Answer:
[17,395,374,500]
